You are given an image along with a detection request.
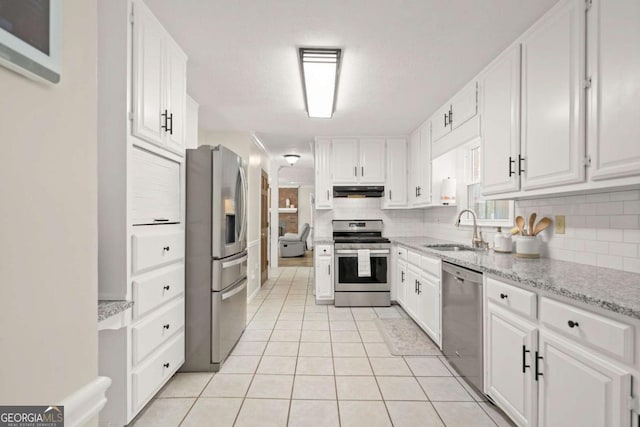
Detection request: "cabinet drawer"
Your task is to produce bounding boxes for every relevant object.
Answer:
[132,231,184,273]
[540,297,634,363]
[395,246,407,260]
[131,147,181,226]
[408,250,421,267]
[316,245,333,256]
[421,255,441,278]
[486,277,537,319]
[132,264,184,318]
[132,298,184,364]
[132,332,184,412]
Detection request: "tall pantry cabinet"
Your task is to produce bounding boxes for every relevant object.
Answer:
[97,0,188,425]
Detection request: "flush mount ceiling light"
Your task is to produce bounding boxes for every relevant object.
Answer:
[299,48,342,118]
[284,154,301,166]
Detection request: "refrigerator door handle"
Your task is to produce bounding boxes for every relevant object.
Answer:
[221,279,247,301]
[238,165,248,244]
[221,253,248,269]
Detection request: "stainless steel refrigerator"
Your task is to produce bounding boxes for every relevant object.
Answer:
[182,144,248,372]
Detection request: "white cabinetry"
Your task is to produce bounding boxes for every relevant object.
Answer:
[98,1,187,424]
[484,277,635,427]
[382,138,408,208]
[587,0,640,181]
[520,0,586,190]
[331,138,385,185]
[392,245,441,347]
[315,245,334,303]
[480,44,522,196]
[314,139,333,209]
[132,0,187,156]
[408,124,432,207]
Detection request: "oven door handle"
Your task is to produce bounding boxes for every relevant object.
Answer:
[335,249,390,255]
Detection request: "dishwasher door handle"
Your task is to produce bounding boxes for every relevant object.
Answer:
[454,276,464,283]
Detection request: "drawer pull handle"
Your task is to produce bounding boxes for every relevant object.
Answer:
[163,285,171,291]
[163,363,170,368]
[567,320,579,328]
[163,324,170,330]
[499,293,508,299]
[163,246,171,252]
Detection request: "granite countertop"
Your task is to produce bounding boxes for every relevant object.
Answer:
[98,300,134,322]
[391,236,640,320]
[314,239,334,245]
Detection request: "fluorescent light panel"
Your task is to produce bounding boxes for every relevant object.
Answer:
[299,48,341,118]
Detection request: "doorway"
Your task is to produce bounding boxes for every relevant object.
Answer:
[260,170,269,285]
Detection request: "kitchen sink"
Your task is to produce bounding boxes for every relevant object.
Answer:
[424,244,477,252]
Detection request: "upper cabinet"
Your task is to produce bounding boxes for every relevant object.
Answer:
[587,0,640,181]
[520,0,586,191]
[408,123,432,207]
[315,139,333,210]
[382,138,408,208]
[331,138,385,184]
[480,44,522,196]
[132,1,187,156]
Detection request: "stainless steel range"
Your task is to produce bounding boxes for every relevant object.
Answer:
[333,220,391,307]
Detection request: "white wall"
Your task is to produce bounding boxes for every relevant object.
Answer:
[421,189,640,273]
[0,0,98,411]
[198,131,270,298]
[298,185,314,247]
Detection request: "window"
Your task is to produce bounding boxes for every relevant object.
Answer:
[459,141,514,227]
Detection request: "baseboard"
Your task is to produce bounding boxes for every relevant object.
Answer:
[60,376,111,427]
[247,285,261,303]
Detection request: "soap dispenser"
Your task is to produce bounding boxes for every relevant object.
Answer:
[493,227,513,253]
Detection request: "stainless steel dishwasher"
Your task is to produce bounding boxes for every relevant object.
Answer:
[442,262,484,394]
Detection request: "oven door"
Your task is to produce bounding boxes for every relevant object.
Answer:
[334,249,390,292]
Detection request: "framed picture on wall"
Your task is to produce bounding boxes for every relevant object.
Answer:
[0,0,62,83]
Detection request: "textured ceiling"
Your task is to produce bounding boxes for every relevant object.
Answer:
[146,0,558,166]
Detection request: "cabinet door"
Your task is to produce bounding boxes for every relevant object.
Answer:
[408,129,421,206]
[419,273,440,345]
[538,331,631,427]
[315,140,333,209]
[396,259,407,306]
[315,255,333,300]
[132,1,165,145]
[451,81,478,130]
[480,44,522,195]
[383,139,407,207]
[431,103,452,143]
[405,265,420,319]
[486,302,538,427]
[521,0,586,191]
[588,0,640,180]
[418,123,432,204]
[164,40,187,155]
[359,139,386,183]
[331,139,359,183]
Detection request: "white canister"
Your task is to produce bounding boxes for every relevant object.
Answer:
[494,231,513,253]
[515,236,540,258]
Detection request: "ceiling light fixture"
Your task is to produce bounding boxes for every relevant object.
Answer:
[284,154,301,166]
[299,47,342,119]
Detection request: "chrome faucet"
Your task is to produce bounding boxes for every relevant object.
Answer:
[455,209,487,249]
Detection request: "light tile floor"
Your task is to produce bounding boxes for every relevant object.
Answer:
[132,266,514,427]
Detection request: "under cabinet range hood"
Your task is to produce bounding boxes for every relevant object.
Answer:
[333,186,384,198]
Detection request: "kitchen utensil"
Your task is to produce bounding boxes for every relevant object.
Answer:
[510,227,520,235]
[515,216,526,236]
[533,217,552,236]
[528,213,537,236]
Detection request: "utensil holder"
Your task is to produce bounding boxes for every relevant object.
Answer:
[515,236,540,258]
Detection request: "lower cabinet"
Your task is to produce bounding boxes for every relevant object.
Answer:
[315,245,334,302]
[393,246,441,348]
[485,277,635,427]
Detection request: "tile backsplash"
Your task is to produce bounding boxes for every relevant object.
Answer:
[314,190,640,274]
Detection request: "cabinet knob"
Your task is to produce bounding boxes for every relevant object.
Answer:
[323,249,327,253]
[499,293,508,299]
[163,246,170,252]
[163,363,170,368]
[163,324,170,330]
[163,285,171,291]
[567,320,579,328]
